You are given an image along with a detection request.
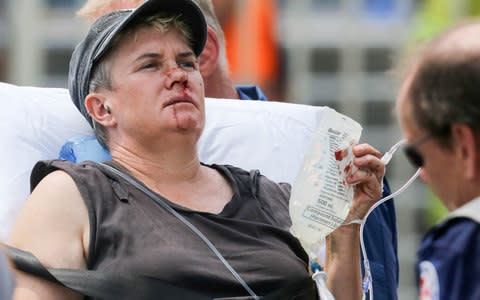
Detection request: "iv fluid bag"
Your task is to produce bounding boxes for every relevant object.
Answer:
[289,107,362,257]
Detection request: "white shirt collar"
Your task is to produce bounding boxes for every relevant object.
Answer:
[445,196,480,223]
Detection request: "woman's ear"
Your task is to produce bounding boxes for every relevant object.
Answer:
[452,124,479,179]
[84,93,116,127]
[198,27,220,78]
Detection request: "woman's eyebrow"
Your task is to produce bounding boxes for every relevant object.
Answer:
[134,53,164,62]
[177,51,195,59]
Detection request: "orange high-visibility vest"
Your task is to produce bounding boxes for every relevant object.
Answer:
[222,0,279,86]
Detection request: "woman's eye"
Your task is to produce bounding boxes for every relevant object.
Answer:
[141,62,158,70]
[179,61,197,69]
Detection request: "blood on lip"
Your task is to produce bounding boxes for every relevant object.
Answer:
[171,100,195,130]
[172,105,182,129]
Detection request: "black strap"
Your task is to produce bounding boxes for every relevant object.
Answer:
[4,243,316,299]
[3,244,210,300]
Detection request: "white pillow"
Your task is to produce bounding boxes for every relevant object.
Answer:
[0,82,325,241]
[0,83,92,241]
[199,99,325,183]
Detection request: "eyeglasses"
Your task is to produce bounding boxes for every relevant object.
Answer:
[403,134,432,168]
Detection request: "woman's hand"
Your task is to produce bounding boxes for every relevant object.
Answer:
[324,143,385,300]
[345,143,385,223]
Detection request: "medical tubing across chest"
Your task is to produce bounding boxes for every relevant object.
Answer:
[102,164,260,300]
[350,139,420,300]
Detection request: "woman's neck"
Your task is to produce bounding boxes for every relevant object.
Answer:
[109,140,232,214]
[109,138,202,185]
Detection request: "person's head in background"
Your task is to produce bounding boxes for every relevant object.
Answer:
[77,0,239,99]
[396,20,480,211]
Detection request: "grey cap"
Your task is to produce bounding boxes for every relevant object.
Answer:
[68,0,207,127]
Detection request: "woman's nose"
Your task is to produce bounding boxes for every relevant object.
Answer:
[165,64,188,88]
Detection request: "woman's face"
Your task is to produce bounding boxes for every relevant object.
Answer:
[104,26,205,146]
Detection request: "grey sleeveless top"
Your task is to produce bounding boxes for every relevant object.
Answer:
[31,160,316,299]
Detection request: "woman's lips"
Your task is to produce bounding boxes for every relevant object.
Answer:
[164,95,195,108]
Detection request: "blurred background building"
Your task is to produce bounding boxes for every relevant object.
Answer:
[1,0,478,299]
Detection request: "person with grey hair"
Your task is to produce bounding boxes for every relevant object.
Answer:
[8,0,385,299]
[396,21,480,300]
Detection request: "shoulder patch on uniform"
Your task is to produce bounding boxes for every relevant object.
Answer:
[419,260,440,300]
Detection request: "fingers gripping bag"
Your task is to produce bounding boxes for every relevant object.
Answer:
[289,107,362,259]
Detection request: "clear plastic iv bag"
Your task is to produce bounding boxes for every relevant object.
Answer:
[289,107,362,257]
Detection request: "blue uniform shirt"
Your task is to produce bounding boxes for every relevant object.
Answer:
[363,179,398,300]
[236,85,268,101]
[416,217,480,300]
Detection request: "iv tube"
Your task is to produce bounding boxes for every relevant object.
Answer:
[350,139,421,300]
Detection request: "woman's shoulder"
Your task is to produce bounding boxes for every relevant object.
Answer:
[33,159,103,172]
[211,164,290,193]
[9,161,89,299]
[31,159,106,191]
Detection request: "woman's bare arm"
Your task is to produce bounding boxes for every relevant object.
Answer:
[324,224,363,299]
[324,143,385,299]
[8,170,90,300]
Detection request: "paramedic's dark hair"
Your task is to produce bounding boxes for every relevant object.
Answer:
[404,21,480,148]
